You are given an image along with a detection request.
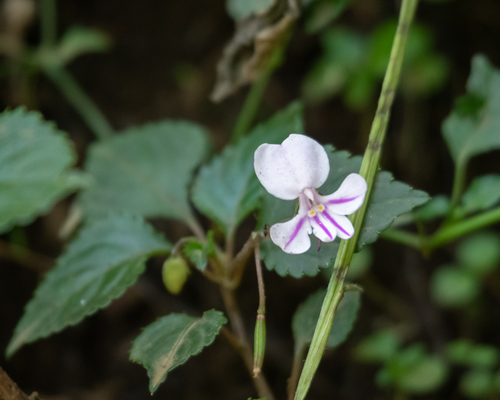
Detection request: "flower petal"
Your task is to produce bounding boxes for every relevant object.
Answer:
[270,197,312,254]
[322,211,354,239]
[309,213,337,243]
[254,134,330,200]
[320,173,367,215]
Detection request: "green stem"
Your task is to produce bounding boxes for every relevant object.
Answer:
[450,158,468,211]
[40,0,57,48]
[232,68,273,143]
[380,228,422,249]
[44,67,114,140]
[427,206,500,249]
[293,1,419,399]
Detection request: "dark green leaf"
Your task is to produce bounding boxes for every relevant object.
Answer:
[413,195,450,221]
[443,55,500,164]
[0,108,88,233]
[292,289,360,353]
[80,120,209,224]
[462,175,500,214]
[260,147,429,277]
[7,214,171,356]
[130,310,227,393]
[192,102,303,235]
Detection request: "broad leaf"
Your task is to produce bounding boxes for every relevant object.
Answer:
[130,310,227,393]
[260,147,429,277]
[0,108,88,233]
[80,121,209,223]
[442,55,500,164]
[462,175,500,214]
[7,214,171,356]
[192,102,303,235]
[292,289,360,354]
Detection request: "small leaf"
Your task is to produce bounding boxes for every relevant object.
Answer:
[413,195,450,221]
[226,0,273,20]
[292,289,360,354]
[57,26,111,64]
[130,310,227,393]
[462,175,500,214]
[183,231,216,271]
[7,214,171,356]
[192,102,303,235]
[260,147,429,277]
[460,369,494,399]
[355,329,400,363]
[457,232,500,277]
[397,356,448,393]
[80,120,209,223]
[430,265,480,308]
[443,55,500,165]
[0,108,89,233]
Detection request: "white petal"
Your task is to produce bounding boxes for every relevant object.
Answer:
[309,212,337,243]
[320,173,367,215]
[270,198,311,254]
[254,134,330,200]
[323,212,354,240]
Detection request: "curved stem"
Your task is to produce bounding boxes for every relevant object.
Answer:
[44,67,114,140]
[293,1,419,399]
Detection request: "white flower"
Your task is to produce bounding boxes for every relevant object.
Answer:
[254,134,367,254]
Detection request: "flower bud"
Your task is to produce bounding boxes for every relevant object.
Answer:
[253,313,266,377]
[162,256,190,295]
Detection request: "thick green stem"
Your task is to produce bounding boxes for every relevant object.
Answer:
[293,1,419,399]
[40,0,57,48]
[44,67,114,140]
[232,68,273,143]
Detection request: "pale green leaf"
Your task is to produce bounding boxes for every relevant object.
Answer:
[7,214,171,356]
[443,55,500,164]
[430,265,480,308]
[80,120,209,223]
[292,289,360,354]
[130,310,227,393]
[226,0,273,20]
[260,147,429,277]
[462,175,500,214]
[58,26,111,65]
[0,108,89,233]
[192,102,303,235]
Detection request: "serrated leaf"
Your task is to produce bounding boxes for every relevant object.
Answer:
[443,55,500,164]
[226,0,273,20]
[130,310,227,393]
[462,175,500,214]
[0,108,89,233]
[80,121,209,223]
[7,214,171,356]
[292,290,360,354]
[260,147,429,277]
[192,102,303,235]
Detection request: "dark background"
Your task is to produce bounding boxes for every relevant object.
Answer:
[1,0,500,399]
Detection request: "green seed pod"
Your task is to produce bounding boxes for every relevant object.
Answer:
[253,313,266,377]
[162,256,190,295]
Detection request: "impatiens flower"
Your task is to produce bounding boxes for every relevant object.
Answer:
[254,134,367,254]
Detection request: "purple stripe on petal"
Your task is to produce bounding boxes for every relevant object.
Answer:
[313,215,333,239]
[323,210,350,237]
[327,196,358,205]
[285,216,307,249]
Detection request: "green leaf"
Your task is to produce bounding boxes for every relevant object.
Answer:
[260,147,429,277]
[6,214,171,356]
[443,55,500,164]
[192,102,303,236]
[183,231,216,271]
[355,329,401,363]
[460,369,494,399]
[130,310,227,393]
[80,120,209,224]
[430,265,480,308]
[58,26,111,65]
[304,0,352,33]
[457,232,500,276]
[0,108,89,233]
[462,175,500,214]
[292,289,360,354]
[413,195,450,221]
[226,0,273,20]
